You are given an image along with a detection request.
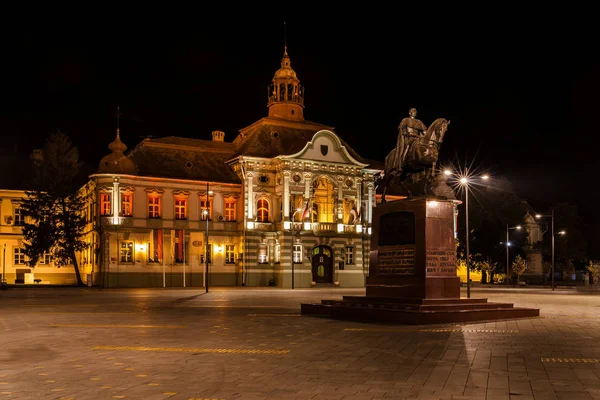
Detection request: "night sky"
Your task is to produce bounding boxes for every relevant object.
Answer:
[1,16,598,219]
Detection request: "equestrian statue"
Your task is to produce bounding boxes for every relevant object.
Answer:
[381,108,452,202]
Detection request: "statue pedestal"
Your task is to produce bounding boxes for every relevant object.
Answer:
[366,197,460,299]
[301,197,540,324]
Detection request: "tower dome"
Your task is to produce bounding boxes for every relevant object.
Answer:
[267,46,305,121]
[97,128,137,175]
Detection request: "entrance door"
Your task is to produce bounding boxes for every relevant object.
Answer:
[311,245,333,283]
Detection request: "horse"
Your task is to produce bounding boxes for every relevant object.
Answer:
[381,117,450,201]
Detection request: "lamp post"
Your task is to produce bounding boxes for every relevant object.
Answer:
[536,210,566,291]
[505,224,522,286]
[446,170,489,299]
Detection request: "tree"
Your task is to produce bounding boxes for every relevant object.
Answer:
[512,254,527,284]
[480,259,497,284]
[587,261,600,286]
[561,259,576,283]
[542,260,552,286]
[20,131,89,286]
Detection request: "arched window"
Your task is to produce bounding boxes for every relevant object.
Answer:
[312,177,335,223]
[256,198,270,222]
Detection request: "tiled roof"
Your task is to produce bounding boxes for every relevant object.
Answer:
[127,138,240,184]
[232,117,384,170]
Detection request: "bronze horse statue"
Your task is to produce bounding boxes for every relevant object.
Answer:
[381,117,450,201]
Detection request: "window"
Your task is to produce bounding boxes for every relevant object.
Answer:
[121,193,132,216]
[258,244,268,264]
[14,248,25,265]
[256,199,269,222]
[148,196,161,218]
[293,244,302,264]
[39,253,53,265]
[100,193,111,216]
[345,246,354,265]
[14,207,24,226]
[201,244,212,264]
[200,197,212,221]
[174,229,184,263]
[225,244,236,264]
[149,229,163,263]
[313,177,335,222]
[224,199,236,221]
[175,198,187,220]
[120,241,133,263]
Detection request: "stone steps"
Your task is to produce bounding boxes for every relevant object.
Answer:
[301,296,540,325]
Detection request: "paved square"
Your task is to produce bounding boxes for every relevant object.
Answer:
[1,286,599,400]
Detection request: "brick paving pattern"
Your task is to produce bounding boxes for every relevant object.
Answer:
[0,286,599,399]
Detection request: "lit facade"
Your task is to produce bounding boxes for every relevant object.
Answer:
[86,47,383,288]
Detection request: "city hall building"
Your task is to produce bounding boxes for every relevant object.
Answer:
[87,47,383,288]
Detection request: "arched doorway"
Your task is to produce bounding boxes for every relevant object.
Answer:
[311,245,333,283]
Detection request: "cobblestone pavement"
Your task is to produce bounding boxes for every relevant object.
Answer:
[1,286,600,400]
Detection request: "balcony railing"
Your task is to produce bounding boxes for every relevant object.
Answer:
[101,216,133,227]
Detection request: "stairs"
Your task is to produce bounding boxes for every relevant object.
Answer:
[300,295,540,325]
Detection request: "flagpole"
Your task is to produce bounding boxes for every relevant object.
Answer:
[182,229,186,288]
[162,229,166,288]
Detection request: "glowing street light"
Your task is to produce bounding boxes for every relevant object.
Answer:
[506,224,522,285]
[444,168,491,298]
[535,210,566,291]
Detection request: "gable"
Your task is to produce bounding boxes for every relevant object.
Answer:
[279,130,367,167]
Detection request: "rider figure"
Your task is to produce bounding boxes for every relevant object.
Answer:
[398,108,428,165]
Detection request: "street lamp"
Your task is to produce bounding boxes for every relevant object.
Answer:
[445,169,489,298]
[536,210,566,291]
[290,207,302,289]
[505,224,522,285]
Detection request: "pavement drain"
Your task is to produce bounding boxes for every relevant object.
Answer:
[93,346,290,355]
[542,358,600,363]
[247,313,302,317]
[344,328,519,333]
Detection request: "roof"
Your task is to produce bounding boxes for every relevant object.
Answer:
[232,117,384,170]
[127,137,240,184]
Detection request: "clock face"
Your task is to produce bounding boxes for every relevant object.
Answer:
[345,179,354,188]
[293,174,301,183]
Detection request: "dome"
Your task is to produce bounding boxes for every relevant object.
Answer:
[272,48,299,81]
[97,129,138,175]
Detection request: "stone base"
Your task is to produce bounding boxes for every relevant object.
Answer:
[366,277,460,299]
[300,295,540,325]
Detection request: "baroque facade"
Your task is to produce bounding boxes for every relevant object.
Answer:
[87,47,383,288]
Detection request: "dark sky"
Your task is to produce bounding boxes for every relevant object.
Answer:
[1,15,598,217]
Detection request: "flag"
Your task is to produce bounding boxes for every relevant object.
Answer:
[301,196,311,220]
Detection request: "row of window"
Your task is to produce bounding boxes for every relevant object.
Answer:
[118,240,237,265]
[256,244,355,265]
[100,193,237,221]
[13,248,52,265]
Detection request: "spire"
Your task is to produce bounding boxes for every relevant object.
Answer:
[267,22,305,121]
[109,106,127,154]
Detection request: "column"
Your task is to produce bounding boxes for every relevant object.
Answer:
[246,174,254,221]
[112,178,120,223]
[283,171,290,220]
[367,184,373,224]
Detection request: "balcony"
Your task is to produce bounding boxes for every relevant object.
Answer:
[101,216,133,227]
